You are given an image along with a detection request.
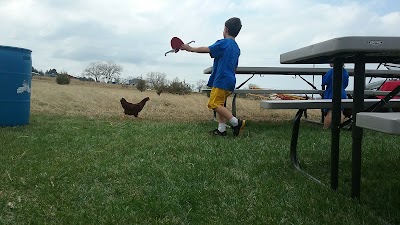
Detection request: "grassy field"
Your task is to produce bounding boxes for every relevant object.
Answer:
[29,76,321,122]
[0,77,399,224]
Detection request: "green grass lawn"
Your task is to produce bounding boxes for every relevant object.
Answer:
[1,114,399,224]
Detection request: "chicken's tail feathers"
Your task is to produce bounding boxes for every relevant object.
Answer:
[120,97,129,103]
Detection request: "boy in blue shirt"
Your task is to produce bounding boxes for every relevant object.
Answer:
[322,63,349,129]
[180,17,245,136]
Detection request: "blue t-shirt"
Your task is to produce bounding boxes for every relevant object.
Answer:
[207,38,240,92]
[322,68,349,99]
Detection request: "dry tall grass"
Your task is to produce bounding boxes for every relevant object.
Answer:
[31,77,320,121]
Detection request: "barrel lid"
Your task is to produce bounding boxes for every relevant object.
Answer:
[0,45,32,52]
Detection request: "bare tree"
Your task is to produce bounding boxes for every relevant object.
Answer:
[196,79,207,92]
[82,61,123,82]
[146,72,167,92]
[103,61,123,83]
[82,62,104,82]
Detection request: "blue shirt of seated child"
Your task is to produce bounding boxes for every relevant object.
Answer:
[322,67,349,113]
[322,67,349,99]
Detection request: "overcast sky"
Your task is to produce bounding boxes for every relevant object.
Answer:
[1,0,399,89]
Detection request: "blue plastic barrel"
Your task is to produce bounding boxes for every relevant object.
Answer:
[0,45,32,126]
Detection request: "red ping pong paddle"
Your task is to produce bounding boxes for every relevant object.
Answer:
[165,37,195,56]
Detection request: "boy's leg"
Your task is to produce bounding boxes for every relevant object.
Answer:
[208,87,246,136]
[214,105,245,136]
[214,106,233,121]
[323,111,332,129]
[208,88,229,136]
[216,111,227,132]
[323,110,345,129]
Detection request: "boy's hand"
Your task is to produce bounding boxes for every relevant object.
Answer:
[180,44,191,51]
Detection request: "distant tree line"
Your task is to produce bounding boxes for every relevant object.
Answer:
[134,72,201,95]
[32,67,59,77]
[32,62,208,95]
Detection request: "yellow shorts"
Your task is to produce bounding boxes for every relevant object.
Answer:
[207,87,232,109]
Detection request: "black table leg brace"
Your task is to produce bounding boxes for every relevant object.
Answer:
[292,61,344,190]
[290,109,324,185]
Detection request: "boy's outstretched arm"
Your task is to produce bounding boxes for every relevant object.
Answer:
[180,44,210,53]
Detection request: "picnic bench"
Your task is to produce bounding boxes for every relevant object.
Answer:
[356,112,400,135]
[279,36,400,199]
[261,98,400,183]
[202,88,400,119]
[201,89,322,116]
[202,67,400,120]
[203,66,400,78]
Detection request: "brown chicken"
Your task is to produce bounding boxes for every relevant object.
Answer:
[120,97,150,117]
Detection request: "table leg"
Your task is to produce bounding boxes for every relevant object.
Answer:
[290,109,323,184]
[331,59,344,190]
[290,109,304,168]
[232,94,237,117]
[321,85,326,124]
[351,59,365,199]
